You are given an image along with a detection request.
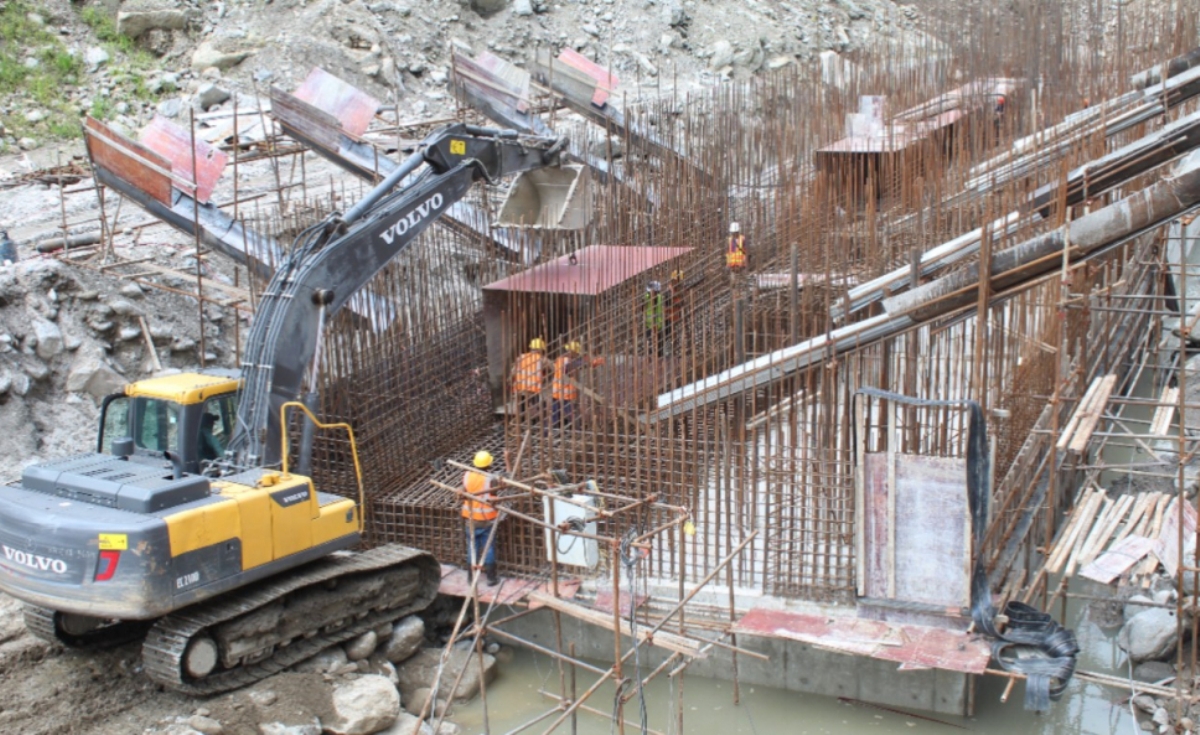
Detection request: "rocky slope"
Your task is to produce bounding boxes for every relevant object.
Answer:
[2,0,925,152]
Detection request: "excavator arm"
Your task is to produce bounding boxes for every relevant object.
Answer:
[225,123,566,468]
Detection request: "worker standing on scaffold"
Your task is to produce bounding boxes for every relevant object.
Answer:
[463,450,500,586]
[725,221,747,283]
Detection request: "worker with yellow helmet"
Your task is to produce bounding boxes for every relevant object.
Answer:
[511,337,552,428]
[551,340,604,429]
[462,449,500,586]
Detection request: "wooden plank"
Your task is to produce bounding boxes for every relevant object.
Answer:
[1045,488,1094,573]
[1079,535,1156,584]
[1149,387,1179,436]
[1079,494,1135,567]
[1068,374,1118,454]
[1047,490,1099,574]
[525,590,706,658]
[1153,497,1198,578]
[1056,376,1104,452]
[1066,496,1110,576]
[1113,493,1155,546]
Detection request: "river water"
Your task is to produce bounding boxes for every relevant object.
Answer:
[447,604,1139,735]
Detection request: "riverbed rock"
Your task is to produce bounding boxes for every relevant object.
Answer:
[1133,660,1175,683]
[1118,608,1182,663]
[293,646,349,674]
[396,648,496,704]
[1124,594,1157,621]
[187,715,225,735]
[258,722,321,735]
[384,616,425,663]
[32,319,62,360]
[345,630,378,661]
[377,713,433,735]
[708,40,734,70]
[325,675,400,735]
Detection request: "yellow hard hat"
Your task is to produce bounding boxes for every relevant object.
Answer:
[565,340,582,353]
[671,270,683,280]
[473,450,494,469]
[529,337,547,351]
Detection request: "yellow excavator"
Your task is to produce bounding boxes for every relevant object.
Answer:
[0,121,566,694]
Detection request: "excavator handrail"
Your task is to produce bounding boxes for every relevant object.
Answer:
[279,401,366,533]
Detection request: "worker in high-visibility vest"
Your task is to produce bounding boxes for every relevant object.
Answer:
[551,341,604,429]
[725,222,746,271]
[511,337,551,427]
[462,450,500,586]
[664,270,685,356]
[643,281,666,357]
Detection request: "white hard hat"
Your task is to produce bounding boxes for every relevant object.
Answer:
[729,222,740,233]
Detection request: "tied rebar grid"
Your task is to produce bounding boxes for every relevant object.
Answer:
[235,3,1200,613]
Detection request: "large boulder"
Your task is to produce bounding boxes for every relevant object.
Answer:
[1117,608,1182,663]
[116,8,187,37]
[396,648,496,704]
[325,675,400,735]
[384,616,425,663]
[66,353,126,400]
[191,41,254,71]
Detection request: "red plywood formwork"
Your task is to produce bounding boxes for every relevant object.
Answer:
[139,115,228,204]
[484,245,692,296]
[293,67,380,138]
[84,116,173,206]
[733,607,990,674]
[437,564,581,606]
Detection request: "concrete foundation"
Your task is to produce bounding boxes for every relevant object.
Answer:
[497,607,972,716]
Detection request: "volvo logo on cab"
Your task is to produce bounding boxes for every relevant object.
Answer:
[2,545,68,574]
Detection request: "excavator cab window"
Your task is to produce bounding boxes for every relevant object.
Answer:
[199,395,236,461]
[99,395,181,455]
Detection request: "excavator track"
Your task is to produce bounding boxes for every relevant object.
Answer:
[23,605,153,650]
[142,544,439,695]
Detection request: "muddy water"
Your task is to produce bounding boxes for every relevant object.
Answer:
[449,613,1136,735]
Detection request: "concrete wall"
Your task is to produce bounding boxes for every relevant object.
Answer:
[499,608,971,716]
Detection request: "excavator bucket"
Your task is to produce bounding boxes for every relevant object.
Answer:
[495,163,591,229]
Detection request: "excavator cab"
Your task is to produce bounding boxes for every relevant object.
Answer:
[97,371,240,475]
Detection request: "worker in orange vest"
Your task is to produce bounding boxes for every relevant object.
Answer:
[462,450,500,586]
[512,337,551,427]
[551,341,604,429]
[725,222,746,271]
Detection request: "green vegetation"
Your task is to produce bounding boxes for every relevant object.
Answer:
[0,1,169,143]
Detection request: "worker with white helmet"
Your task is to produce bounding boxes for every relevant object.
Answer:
[463,449,500,586]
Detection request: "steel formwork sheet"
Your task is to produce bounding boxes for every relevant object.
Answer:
[483,245,692,296]
[293,67,380,138]
[733,608,990,674]
[84,116,173,205]
[555,48,618,106]
[140,115,227,204]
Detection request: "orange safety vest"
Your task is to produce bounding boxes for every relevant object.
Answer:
[725,235,746,269]
[461,471,498,522]
[552,355,578,401]
[512,351,544,394]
